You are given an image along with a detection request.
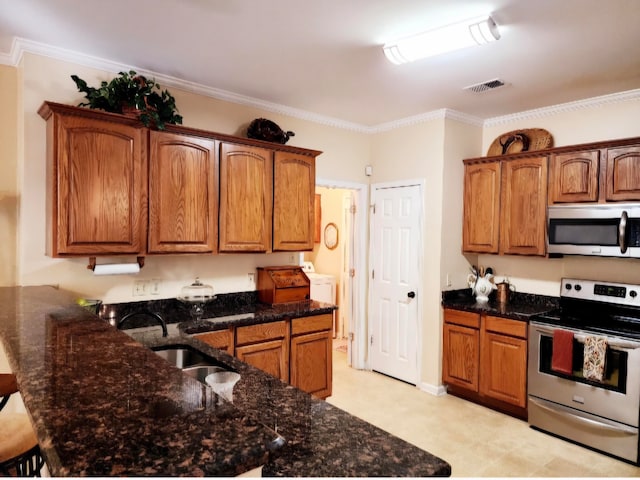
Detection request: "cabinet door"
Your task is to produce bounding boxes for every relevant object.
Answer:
[273,152,315,251]
[499,156,548,255]
[480,330,527,408]
[291,330,332,399]
[148,131,217,253]
[462,162,501,253]
[549,150,599,203]
[236,340,289,382]
[442,323,479,392]
[219,143,272,252]
[49,112,147,256]
[606,145,640,201]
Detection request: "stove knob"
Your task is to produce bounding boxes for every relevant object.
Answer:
[574,284,582,292]
[565,283,572,290]
[631,290,638,298]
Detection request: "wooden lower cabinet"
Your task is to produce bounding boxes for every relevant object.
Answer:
[192,315,333,397]
[235,321,289,382]
[442,322,479,392]
[290,314,333,399]
[480,317,527,408]
[443,308,528,418]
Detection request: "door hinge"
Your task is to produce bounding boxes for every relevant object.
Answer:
[349,268,355,278]
[370,335,373,346]
[350,204,356,214]
[370,203,376,214]
[372,269,375,279]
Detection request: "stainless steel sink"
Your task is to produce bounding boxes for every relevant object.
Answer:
[152,344,226,369]
[152,344,238,388]
[182,365,227,383]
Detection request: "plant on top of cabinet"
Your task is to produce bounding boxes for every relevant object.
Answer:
[71,70,182,130]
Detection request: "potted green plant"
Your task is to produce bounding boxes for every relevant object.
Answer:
[70,70,183,130]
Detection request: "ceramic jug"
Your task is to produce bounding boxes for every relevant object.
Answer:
[468,272,496,303]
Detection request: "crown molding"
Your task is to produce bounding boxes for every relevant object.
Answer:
[3,37,373,133]
[3,37,639,135]
[484,89,640,127]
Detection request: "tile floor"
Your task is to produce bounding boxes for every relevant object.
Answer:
[327,349,640,477]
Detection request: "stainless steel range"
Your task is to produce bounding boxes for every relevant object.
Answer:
[528,278,640,464]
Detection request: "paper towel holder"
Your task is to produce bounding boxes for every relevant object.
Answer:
[87,256,145,271]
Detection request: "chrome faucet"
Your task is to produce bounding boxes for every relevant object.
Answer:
[117,310,168,337]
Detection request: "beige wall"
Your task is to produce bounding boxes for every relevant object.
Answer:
[6,50,640,390]
[0,65,18,286]
[305,186,344,280]
[16,53,370,303]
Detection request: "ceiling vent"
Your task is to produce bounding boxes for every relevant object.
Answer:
[464,78,507,93]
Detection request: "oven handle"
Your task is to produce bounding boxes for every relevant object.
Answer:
[530,397,638,435]
[532,324,640,351]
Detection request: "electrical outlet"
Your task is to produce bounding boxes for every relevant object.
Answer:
[248,272,255,286]
[288,254,296,264]
[446,274,452,287]
[150,279,162,295]
[133,280,148,296]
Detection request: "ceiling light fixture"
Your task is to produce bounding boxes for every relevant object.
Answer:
[383,15,500,65]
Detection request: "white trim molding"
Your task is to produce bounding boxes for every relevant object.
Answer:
[420,382,447,396]
[4,36,639,135]
[484,89,640,127]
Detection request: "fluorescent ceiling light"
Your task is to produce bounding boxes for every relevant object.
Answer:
[384,15,500,65]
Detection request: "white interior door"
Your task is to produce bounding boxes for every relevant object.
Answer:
[370,183,422,384]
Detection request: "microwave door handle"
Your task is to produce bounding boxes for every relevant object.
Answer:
[619,210,628,253]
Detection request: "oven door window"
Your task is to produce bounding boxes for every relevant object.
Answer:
[539,335,628,393]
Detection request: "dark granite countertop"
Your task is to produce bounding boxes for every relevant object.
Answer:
[441,288,559,321]
[0,286,451,477]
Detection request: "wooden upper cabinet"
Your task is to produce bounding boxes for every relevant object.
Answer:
[462,162,501,253]
[40,104,147,256]
[606,145,640,201]
[219,143,273,252]
[148,131,218,253]
[549,150,600,203]
[273,152,316,251]
[499,156,548,256]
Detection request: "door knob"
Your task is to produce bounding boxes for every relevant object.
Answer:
[407,291,416,299]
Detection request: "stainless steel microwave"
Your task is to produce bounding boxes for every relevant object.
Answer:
[547,204,640,258]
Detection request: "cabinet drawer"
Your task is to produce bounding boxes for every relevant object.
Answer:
[443,309,480,329]
[291,314,333,336]
[484,315,527,339]
[236,320,288,345]
[195,329,233,349]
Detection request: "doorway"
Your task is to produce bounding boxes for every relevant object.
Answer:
[307,179,367,370]
[368,181,423,385]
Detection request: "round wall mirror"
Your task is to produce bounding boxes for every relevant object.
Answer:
[324,222,339,250]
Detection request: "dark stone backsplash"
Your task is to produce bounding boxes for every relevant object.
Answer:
[99,291,259,327]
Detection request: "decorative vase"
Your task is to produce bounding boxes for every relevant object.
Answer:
[468,272,496,303]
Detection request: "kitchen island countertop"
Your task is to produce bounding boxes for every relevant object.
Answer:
[0,286,451,477]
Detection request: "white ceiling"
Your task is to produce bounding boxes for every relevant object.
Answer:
[1,0,639,128]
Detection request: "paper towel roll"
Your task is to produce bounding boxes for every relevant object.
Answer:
[93,263,141,276]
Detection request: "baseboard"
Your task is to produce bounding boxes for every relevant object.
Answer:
[419,382,447,396]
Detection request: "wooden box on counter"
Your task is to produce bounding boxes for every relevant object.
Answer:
[257,266,310,304]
